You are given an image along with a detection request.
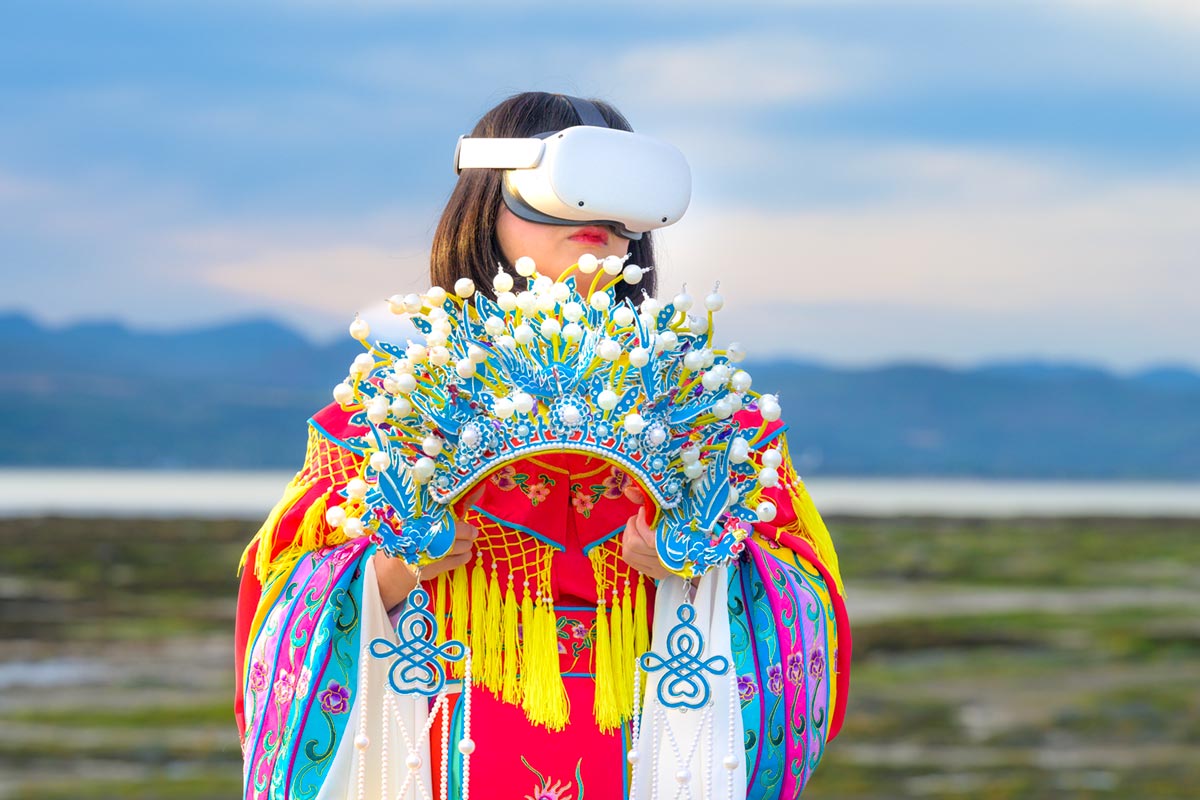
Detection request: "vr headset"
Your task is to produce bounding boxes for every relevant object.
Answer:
[453,95,691,240]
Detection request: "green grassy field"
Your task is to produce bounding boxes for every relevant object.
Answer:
[1,515,1197,799]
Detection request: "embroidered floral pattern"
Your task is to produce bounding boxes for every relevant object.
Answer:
[569,467,630,518]
[318,681,351,715]
[521,756,583,800]
[556,616,594,660]
[786,652,805,685]
[737,674,758,706]
[295,666,312,700]
[491,466,557,506]
[274,668,296,705]
[248,659,268,693]
[767,662,784,696]
[809,647,826,680]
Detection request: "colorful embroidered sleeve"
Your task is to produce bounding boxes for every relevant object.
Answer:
[726,411,851,798]
[234,402,369,741]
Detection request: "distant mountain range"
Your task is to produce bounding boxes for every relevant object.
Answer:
[2,311,1197,477]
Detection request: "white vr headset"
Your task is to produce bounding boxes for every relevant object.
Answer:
[453,95,691,240]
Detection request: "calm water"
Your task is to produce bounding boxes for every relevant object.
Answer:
[1,469,1197,517]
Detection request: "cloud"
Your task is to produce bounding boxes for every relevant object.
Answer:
[596,31,879,116]
[652,145,1200,369]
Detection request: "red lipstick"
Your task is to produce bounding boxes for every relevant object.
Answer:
[568,226,610,246]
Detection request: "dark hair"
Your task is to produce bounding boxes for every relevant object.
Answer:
[430,92,657,305]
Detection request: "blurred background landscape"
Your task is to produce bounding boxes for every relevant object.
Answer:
[2,0,1198,798]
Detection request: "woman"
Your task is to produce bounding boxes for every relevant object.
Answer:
[235,91,850,800]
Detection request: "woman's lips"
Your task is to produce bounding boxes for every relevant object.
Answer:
[568,226,609,246]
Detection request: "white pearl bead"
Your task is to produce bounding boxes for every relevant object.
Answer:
[454,278,475,298]
[713,398,734,419]
[497,292,518,312]
[602,255,624,275]
[412,457,436,482]
[723,754,740,771]
[705,292,725,312]
[332,383,354,406]
[759,394,782,421]
[493,397,516,418]
[674,768,691,785]
[393,373,416,393]
[646,425,667,446]
[597,389,618,410]
[422,436,443,457]
[626,750,640,765]
[325,505,347,528]
[405,752,422,771]
[392,358,414,375]
[540,319,561,338]
[535,293,557,313]
[457,738,475,755]
[532,274,553,294]
[681,447,700,465]
[623,264,643,284]
[562,301,585,322]
[455,358,476,378]
[369,451,390,471]
[515,256,536,277]
[344,517,364,536]
[346,478,368,500]
[577,253,599,273]
[656,331,678,351]
[516,291,537,314]
[350,353,374,376]
[406,342,427,362]
[484,316,505,336]
[673,290,693,312]
[562,322,583,341]
[629,347,650,367]
[613,306,635,327]
[590,293,611,311]
[762,448,783,469]
[403,293,423,314]
[493,271,514,293]
[366,399,388,424]
[386,294,406,314]
[513,392,534,414]
[514,324,534,345]
[468,344,487,363]
[684,351,705,371]
[354,734,370,751]
[726,342,746,362]
[390,397,412,417]
[349,318,370,340]
[596,339,621,360]
[428,346,450,367]
[551,282,571,303]
[688,314,708,335]
[756,500,778,522]
[623,413,646,434]
[731,369,753,392]
[426,286,447,304]
[640,297,661,317]
[497,335,516,350]
[758,466,780,488]
[560,404,581,426]
[729,437,750,464]
[684,461,705,479]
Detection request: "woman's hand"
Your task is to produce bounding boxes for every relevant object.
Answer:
[619,482,673,581]
[373,483,485,611]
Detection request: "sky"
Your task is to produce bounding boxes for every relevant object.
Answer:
[2,0,1198,372]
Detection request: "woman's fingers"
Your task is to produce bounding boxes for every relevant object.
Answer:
[623,482,646,505]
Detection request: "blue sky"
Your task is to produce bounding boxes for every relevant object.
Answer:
[2,0,1198,371]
